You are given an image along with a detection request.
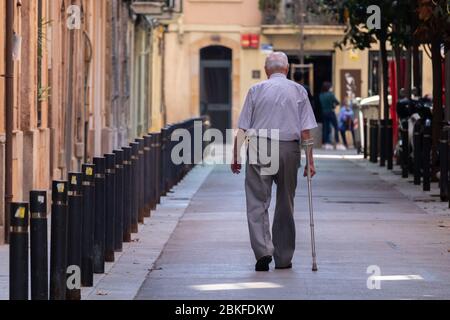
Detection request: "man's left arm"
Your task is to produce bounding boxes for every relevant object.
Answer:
[299,89,318,178]
[301,130,316,178]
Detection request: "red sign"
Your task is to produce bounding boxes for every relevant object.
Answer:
[241,34,259,49]
[250,34,260,49]
[241,34,250,48]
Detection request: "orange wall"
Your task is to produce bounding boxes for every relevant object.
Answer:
[184,0,261,26]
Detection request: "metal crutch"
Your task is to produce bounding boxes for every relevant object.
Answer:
[302,139,318,272]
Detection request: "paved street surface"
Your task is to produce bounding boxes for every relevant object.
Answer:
[136,150,450,300]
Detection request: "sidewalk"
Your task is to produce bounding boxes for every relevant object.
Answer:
[0,164,214,300]
[135,150,450,300]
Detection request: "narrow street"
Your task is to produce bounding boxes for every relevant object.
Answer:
[136,151,450,300]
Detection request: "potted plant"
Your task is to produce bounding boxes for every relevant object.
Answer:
[259,0,281,24]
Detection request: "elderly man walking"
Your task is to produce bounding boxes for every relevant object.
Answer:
[231,52,317,272]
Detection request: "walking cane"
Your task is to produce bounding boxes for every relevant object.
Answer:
[302,139,318,272]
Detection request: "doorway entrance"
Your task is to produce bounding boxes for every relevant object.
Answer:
[288,53,333,123]
[200,46,232,136]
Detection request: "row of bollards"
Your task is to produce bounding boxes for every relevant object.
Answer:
[394,100,450,200]
[365,99,450,208]
[9,117,210,300]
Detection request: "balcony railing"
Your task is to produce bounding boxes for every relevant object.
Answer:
[261,0,342,26]
[130,0,181,16]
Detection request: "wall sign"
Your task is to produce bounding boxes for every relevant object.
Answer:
[340,69,361,104]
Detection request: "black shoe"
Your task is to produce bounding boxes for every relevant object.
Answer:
[255,256,272,272]
[275,263,293,270]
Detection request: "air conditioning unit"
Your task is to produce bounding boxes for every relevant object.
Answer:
[131,1,165,15]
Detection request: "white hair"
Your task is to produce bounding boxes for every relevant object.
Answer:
[265,52,289,72]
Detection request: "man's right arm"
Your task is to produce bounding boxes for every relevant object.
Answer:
[232,89,254,174]
[231,129,246,174]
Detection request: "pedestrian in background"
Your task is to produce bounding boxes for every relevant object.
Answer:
[338,98,356,150]
[319,82,345,150]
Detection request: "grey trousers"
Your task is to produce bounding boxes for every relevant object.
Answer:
[245,140,300,267]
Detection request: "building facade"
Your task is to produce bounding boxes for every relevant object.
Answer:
[164,0,433,133]
[0,0,171,243]
[1,0,435,242]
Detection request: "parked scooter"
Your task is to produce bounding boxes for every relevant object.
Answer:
[396,89,433,176]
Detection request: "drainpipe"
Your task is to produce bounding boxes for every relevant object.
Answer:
[4,0,15,243]
[64,24,75,173]
[161,26,167,126]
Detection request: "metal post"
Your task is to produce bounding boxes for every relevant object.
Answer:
[113,149,124,251]
[413,121,423,185]
[9,203,29,300]
[130,142,139,233]
[401,120,409,178]
[122,147,132,242]
[379,120,386,167]
[154,133,162,206]
[387,119,393,170]
[161,128,168,196]
[81,164,95,287]
[66,173,83,300]
[448,129,450,209]
[30,191,48,300]
[104,154,116,262]
[363,118,368,159]
[93,157,106,274]
[370,120,378,163]
[135,138,146,223]
[440,124,449,202]
[50,181,68,300]
[144,135,152,216]
[422,120,432,192]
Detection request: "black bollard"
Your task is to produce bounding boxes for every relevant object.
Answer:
[81,164,95,287]
[50,181,68,300]
[122,147,132,242]
[413,121,423,186]
[439,127,448,200]
[136,138,146,223]
[401,120,409,178]
[104,154,116,262]
[387,119,394,170]
[448,128,450,209]
[144,135,152,216]
[379,120,386,167]
[66,173,83,300]
[422,120,432,192]
[152,133,161,208]
[113,149,124,251]
[363,118,368,159]
[9,202,29,300]
[30,191,48,300]
[161,128,168,195]
[369,120,378,163]
[93,157,106,274]
[439,124,449,202]
[130,142,139,233]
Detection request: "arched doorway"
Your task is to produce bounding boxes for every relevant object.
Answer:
[200,46,232,136]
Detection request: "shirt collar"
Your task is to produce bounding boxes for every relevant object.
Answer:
[269,73,287,79]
